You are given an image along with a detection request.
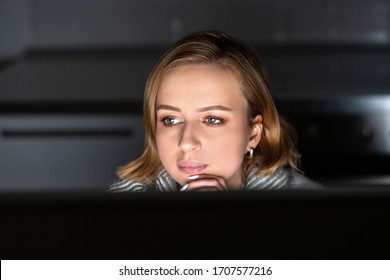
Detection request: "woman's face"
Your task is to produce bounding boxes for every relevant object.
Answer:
[155,64,262,190]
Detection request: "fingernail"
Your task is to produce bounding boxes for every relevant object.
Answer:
[180,184,188,192]
[188,174,199,180]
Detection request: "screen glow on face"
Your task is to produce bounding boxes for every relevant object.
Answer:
[155,64,260,190]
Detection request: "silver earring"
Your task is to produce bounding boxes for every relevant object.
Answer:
[246,148,254,159]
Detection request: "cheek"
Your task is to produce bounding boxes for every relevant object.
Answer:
[156,131,170,157]
[155,128,179,168]
[205,127,248,164]
[210,137,246,160]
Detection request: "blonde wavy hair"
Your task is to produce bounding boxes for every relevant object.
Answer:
[118,31,301,184]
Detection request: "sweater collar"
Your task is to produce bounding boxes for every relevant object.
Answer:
[155,167,289,191]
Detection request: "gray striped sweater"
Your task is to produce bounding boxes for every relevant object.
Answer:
[108,167,322,192]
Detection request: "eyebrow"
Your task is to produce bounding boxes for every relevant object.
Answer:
[156,104,233,112]
[196,105,233,112]
[156,104,181,112]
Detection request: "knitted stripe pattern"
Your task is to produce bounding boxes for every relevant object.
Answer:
[108,167,289,192]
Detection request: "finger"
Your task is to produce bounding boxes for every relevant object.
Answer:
[189,186,220,192]
[188,174,228,188]
[194,174,229,191]
[185,177,228,192]
[187,179,225,191]
[180,183,222,192]
[180,174,228,192]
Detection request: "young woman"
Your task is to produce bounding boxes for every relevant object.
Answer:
[109,31,321,192]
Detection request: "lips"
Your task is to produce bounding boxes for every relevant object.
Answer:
[177,160,208,175]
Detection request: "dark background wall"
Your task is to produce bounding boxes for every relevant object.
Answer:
[1,0,389,58]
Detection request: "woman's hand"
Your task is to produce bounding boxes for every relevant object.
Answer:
[180,174,229,192]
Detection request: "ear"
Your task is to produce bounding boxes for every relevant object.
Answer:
[247,115,263,150]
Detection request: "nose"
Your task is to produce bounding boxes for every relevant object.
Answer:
[178,123,201,153]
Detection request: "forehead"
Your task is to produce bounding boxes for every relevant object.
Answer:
[156,64,246,107]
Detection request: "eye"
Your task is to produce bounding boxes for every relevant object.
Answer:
[203,116,224,126]
[161,116,182,126]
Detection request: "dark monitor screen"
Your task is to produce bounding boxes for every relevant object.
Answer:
[1,188,390,260]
